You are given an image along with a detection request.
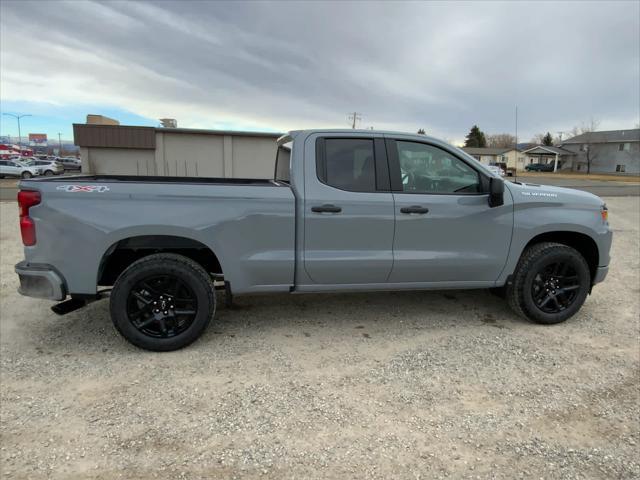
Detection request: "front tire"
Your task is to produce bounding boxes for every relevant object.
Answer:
[44,170,54,177]
[21,171,32,179]
[506,242,591,324]
[110,253,216,351]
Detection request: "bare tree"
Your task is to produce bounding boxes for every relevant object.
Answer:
[487,133,517,148]
[530,132,546,144]
[576,118,601,174]
[530,132,560,145]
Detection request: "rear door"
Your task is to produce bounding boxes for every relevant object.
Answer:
[302,133,395,284]
[387,138,512,283]
[6,162,21,177]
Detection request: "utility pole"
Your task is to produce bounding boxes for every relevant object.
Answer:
[514,106,518,183]
[347,112,362,129]
[2,113,31,147]
[58,133,62,155]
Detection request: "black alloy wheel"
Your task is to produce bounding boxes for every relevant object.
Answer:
[506,242,591,324]
[126,274,198,338]
[531,261,582,314]
[110,253,216,351]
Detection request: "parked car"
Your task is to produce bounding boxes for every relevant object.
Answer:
[14,129,611,351]
[56,157,82,172]
[487,165,505,177]
[525,163,554,172]
[0,159,42,179]
[23,159,64,176]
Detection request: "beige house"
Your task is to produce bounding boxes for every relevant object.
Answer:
[462,147,524,173]
[74,124,282,179]
[462,147,510,165]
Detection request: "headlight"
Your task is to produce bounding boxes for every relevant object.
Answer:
[600,204,608,223]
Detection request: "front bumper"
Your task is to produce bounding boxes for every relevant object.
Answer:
[15,261,66,301]
[593,265,609,285]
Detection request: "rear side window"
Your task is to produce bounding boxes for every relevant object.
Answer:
[275,145,291,183]
[317,138,376,192]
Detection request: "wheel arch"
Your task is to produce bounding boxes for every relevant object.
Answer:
[98,234,223,286]
[521,231,599,281]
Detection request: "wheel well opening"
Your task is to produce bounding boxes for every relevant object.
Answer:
[98,235,222,286]
[524,231,599,280]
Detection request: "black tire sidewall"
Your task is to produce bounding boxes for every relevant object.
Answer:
[110,257,214,351]
[21,172,32,179]
[520,249,590,324]
[44,170,54,176]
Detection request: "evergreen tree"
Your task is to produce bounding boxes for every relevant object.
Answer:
[542,132,553,146]
[417,128,426,135]
[464,125,487,148]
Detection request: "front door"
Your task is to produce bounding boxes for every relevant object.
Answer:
[387,138,513,283]
[303,134,395,285]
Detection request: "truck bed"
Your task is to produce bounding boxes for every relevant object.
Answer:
[19,175,296,296]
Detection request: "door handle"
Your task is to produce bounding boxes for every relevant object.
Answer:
[311,204,342,213]
[400,205,429,214]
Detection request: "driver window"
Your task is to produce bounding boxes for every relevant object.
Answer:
[396,141,480,194]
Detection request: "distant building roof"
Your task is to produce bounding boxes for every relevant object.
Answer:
[562,129,640,144]
[86,114,120,126]
[461,147,513,155]
[517,142,536,150]
[74,124,283,149]
[522,145,576,155]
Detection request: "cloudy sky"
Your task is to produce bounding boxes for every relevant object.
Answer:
[1,0,638,144]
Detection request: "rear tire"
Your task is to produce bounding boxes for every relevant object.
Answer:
[110,253,215,351]
[21,171,32,179]
[506,242,591,324]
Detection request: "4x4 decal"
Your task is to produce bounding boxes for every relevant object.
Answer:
[56,185,110,193]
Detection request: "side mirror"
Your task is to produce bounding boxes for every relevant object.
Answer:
[489,177,504,207]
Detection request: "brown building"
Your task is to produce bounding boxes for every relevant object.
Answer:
[73,123,283,178]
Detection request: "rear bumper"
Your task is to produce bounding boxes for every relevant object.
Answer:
[593,265,609,285]
[15,261,66,301]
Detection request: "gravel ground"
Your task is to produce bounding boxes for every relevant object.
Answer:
[1,197,639,479]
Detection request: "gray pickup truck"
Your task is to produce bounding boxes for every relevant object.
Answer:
[15,129,612,351]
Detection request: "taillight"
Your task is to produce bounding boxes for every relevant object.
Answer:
[17,190,41,246]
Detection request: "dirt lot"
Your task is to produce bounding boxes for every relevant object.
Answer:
[1,198,639,479]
